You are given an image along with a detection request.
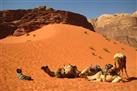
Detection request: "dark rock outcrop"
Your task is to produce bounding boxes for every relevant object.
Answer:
[0,6,94,38]
[90,13,137,48]
[0,23,17,39]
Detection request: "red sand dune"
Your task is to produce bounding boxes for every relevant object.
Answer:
[0,24,137,91]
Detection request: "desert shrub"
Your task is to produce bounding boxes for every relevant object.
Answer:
[105,38,111,41]
[103,35,111,41]
[91,52,96,56]
[113,41,117,44]
[33,34,36,37]
[84,31,88,34]
[26,33,30,36]
[103,48,110,53]
[89,46,95,51]
[98,56,103,59]
[121,48,125,50]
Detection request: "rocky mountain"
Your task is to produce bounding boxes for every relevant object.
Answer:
[90,12,137,48]
[0,6,94,39]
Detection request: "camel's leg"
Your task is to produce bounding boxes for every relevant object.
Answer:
[123,57,128,78]
[121,68,123,78]
[117,69,121,76]
[124,68,129,78]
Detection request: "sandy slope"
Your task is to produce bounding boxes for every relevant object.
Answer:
[0,24,137,91]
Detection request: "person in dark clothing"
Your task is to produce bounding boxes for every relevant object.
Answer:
[16,68,33,80]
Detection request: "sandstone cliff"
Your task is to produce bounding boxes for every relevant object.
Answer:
[90,12,137,48]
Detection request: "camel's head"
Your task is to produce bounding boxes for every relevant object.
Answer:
[41,65,49,72]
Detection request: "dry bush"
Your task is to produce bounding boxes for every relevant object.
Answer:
[103,48,111,53]
[89,46,96,51]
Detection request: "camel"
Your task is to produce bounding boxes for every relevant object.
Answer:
[113,53,128,79]
[41,64,80,78]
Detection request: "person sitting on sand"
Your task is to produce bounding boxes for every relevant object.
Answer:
[87,64,122,83]
[41,64,80,78]
[16,68,33,80]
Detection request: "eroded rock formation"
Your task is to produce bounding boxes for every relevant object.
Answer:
[90,12,137,48]
[0,6,94,38]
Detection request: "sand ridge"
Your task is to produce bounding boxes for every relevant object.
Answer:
[0,24,137,91]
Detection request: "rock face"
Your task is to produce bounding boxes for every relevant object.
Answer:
[0,22,17,39]
[0,6,94,38]
[90,12,137,48]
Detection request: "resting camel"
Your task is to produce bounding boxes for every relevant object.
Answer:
[41,65,80,78]
[113,53,128,79]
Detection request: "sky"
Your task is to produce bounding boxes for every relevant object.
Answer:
[0,0,136,18]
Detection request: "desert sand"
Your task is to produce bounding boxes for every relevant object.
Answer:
[0,24,137,91]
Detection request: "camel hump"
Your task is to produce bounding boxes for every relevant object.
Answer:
[114,53,125,59]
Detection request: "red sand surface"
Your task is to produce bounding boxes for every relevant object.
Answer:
[0,24,137,91]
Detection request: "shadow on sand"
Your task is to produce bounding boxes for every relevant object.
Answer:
[123,77,137,82]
